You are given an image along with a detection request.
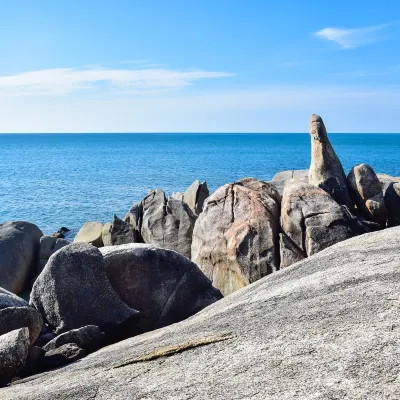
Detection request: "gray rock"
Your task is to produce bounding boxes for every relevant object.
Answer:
[39,236,70,260]
[347,164,387,227]
[41,343,86,369]
[102,215,136,246]
[182,180,209,215]
[73,222,103,248]
[171,192,184,201]
[43,326,104,352]
[100,244,222,333]
[192,178,281,296]
[280,180,366,268]
[29,243,140,335]
[385,182,400,227]
[126,189,197,258]
[272,169,309,182]
[309,114,352,207]
[0,328,29,387]
[0,221,43,294]
[0,307,42,346]
[0,288,28,310]
[3,227,400,399]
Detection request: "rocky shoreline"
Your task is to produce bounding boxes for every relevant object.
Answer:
[1,114,400,397]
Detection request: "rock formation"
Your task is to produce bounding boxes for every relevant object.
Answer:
[280,180,366,268]
[385,182,400,226]
[102,215,136,246]
[37,235,70,276]
[183,180,209,215]
[3,227,400,399]
[308,114,352,207]
[101,243,222,332]
[347,164,387,227]
[29,243,140,335]
[191,178,281,295]
[73,222,104,247]
[0,221,43,294]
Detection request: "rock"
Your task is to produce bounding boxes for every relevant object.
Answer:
[0,288,29,310]
[191,178,281,296]
[272,169,309,182]
[0,307,42,345]
[41,343,86,369]
[182,180,209,215]
[385,183,400,227]
[49,227,70,239]
[125,189,197,259]
[29,243,140,336]
[0,328,29,387]
[347,164,387,227]
[73,222,104,247]
[0,221,43,294]
[34,333,56,348]
[4,227,400,399]
[39,236,70,260]
[100,244,222,333]
[280,180,366,268]
[102,215,136,246]
[171,192,184,201]
[43,326,104,353]
[308,114,352,207]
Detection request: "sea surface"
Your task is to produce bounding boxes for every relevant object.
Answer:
[1,133,399,237]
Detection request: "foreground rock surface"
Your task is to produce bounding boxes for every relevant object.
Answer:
[280,180,366,268]
[30,243,139,335]
[308,114,352,207]
[192,178,281,296]
[0,221,43,294]
[3,227,400,399]
[101,244,222,332]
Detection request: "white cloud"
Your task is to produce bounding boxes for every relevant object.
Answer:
[0,67,235,96]
[315,22,394,49]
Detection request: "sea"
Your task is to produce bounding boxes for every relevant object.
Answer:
[1,133,399,238]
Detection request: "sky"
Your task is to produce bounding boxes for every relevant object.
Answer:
[0,0,399,133]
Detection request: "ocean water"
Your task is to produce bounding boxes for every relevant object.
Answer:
[1,133,399,236]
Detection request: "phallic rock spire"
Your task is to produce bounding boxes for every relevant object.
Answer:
[308,114,352,208]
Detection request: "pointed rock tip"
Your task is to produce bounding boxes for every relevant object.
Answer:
[310,114,322,123]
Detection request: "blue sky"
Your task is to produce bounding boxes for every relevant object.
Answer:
[0,0,399,133]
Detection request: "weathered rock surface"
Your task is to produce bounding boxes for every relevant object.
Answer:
[280,180,366,268]
[0,221,43,294]
[125,190,197,258]
[308,114,352,207]
[37,236,70,276]
[101,244,222,332]
[272,169,309,182]
[182,180,209,215]
[0,328,30,387]
[192,178,281,296]
[43,326,104,352]
[3,227,400,399]
[102,215,136,246]
[73,222,103,247]
[385,182,400,227]
[29,243,140,335]
[41,344,86,369]
[0,288,29,310]
[0,307,42,345]
[347,164,387,227]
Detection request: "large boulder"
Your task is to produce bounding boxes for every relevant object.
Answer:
[182,180,209,215]
[102,215,136,246]
[191,178,281,296]
[0,328,30,387]
[3,227,400,399]
[347,164,387,227]
[280,180,366,268]
[29,243,140,336]
[385,182,400,227]
[0,221,43,294]
[0,288,28,310]
[100,244,222,333]
[73,222,103,248]
[125,190,197,259]
[37,235,70,276]
[308,114,352,207]
[0,307,42,346]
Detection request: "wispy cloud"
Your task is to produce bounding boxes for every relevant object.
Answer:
[0,66,235,96]
[315,22,395,49]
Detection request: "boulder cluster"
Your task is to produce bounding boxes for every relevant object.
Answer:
[1,114,399,388]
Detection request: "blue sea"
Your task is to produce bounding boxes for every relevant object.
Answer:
[1,133,399,237]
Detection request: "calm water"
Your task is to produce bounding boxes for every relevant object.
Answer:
[1,133,399,236]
